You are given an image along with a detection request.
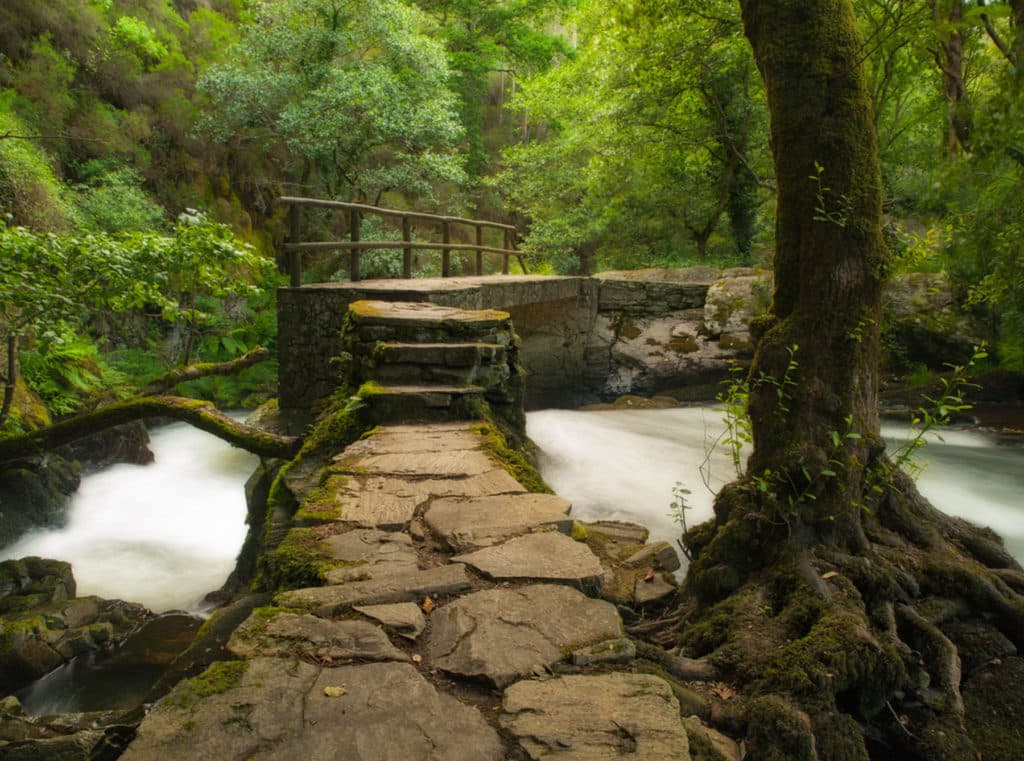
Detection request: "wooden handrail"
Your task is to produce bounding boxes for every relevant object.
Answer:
[277,196,517,232]
[276,196,526,284]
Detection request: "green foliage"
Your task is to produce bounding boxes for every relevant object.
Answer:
[495,0,772,272]
[20,333,124,415]
[73,168,166,233]
[196,0,468,202]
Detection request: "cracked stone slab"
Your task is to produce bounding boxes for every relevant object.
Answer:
[322,530,419,583]
[299,470,526,529]
[501,673,691,761]
[452,533,604,591]
[425,494,573,551]
[275,565,472,617]
[336,424,486,459]
[428,585,622,687]
[227,611,406,662]
[123,659,504,761]
[354,603,426,640]
[337,448,500,478]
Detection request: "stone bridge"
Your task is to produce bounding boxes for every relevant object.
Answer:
[277,268,768,413]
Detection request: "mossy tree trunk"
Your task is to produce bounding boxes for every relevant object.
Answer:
[740,0,888,553]
[667,2,1024,759]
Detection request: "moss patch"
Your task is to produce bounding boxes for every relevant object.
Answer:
[163,660,248,712]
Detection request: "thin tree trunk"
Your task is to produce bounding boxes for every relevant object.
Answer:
[0,333,15,423]
[932,0,972,154]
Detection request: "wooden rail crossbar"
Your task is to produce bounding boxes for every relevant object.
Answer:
[277,196,527,285]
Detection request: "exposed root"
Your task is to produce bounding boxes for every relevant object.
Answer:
[670,462,1024,760]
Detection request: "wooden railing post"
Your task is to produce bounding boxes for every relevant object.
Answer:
[475,224,484,276]
[441,220,451,277]
[402,216,412,278]
[349,209,361,282]
[288,203,302,287]
[502,229,511,275]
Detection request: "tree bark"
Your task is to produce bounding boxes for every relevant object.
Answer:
[0,396,300,466]
[739,0,888,545]
[140,347,270,396]
[931,0,972,154]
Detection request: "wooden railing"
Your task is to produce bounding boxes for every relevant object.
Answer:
[277,196,528,286]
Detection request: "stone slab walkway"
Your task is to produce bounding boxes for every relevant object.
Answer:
[121,422,734,761]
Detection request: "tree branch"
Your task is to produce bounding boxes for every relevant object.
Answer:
[0,396,301,466]
[140,347,271,396]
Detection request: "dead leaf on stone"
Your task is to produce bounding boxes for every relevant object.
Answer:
[643,568,655,582]
[821,571,839,580]
[323,686,348,698]
[411,654,422,664]
[421,596,436,614]
[712,683,736,701]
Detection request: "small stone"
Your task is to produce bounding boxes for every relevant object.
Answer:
[354,603,427,640]
[634,574,677,605]
[623,542,681,572]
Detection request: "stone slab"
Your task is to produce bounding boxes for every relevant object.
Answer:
[123,659,504,761]
[501,673,691,761]
[337,448,499,478]
[300,469,527,529]
[349,299,510,328]
[275,565,472,617]
[354,603,426,640]
[336,424,484,459]
[322,530,419,582]
[425,494,573,550]
[428,585,622,687]
[227,612,406,662]
[452,533,603,591]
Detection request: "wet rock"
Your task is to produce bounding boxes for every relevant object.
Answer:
[354,603,426,640]
[424,493,573,550]
[428,585,622,687]
[0,558,76,612]
[122,659,504,761]
[501,672,691,760]
[275,565,472,616]
[228,611,405,662]
[452,533,604,591]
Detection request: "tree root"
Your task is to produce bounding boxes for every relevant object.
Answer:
[663,465,1024,760]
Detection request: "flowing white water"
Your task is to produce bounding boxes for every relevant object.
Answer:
[0,422,258,613]
[527,408,1024,566]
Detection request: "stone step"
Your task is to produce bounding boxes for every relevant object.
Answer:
[362,383,487,423]
[373,341,507,368]
[350,300,514,345]
[369,361,510,388]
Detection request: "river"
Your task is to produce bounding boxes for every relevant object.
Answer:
[0,421,258,613]
[526,407,1024,566]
